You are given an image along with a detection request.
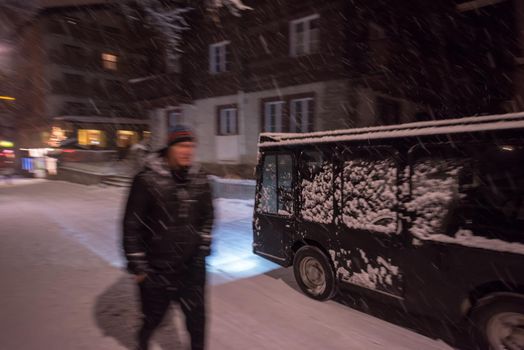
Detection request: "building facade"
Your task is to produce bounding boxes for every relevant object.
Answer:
[8,0,521,177]
[12,2,153,150]
[139,0,427,176]
[137,0,521,177]
[0,74,16,143]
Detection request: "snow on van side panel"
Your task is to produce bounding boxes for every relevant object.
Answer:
[342,159,398,234]
[301,163,334,224]
[329,248,402,293]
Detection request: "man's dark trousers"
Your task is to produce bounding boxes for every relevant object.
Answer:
[137,258,206,350]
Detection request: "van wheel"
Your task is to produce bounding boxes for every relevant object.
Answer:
[470,295,524,349]
[293,245,336,301]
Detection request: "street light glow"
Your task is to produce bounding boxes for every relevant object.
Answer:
[0,95,15,101]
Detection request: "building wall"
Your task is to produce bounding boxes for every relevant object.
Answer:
[149,108,168,151]
[240,81,329,162]
[40,8,148,120]
[240,0,349,92]
[319,80,358,130]
[183,93,239,164]
[167,79,420,171]
[145,0,520,176]
[183,0,349,100]
[14,19,49,148]
[514,0,524,110]
[0,72,17,141]
[14,5,153,148]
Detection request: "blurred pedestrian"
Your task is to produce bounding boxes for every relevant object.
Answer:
[129,138,151,172]
[123,125,214,350]
[0,158,15,185]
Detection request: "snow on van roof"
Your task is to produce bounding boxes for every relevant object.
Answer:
[258,112,524,148]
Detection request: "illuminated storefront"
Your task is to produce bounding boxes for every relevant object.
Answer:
[78,129,107,147]
[48,127,67,147]
[117,130,139,148]
[19,148,56,178]
[51,116,149,151]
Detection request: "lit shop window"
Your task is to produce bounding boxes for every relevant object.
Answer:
[101,53,118,70]
[78,129,106,147]
[48,126,67,147]
[117,130,139,148]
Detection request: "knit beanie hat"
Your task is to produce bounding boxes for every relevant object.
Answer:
[167,124,195,147]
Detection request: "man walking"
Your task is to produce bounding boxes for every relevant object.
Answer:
[123,125,214,350]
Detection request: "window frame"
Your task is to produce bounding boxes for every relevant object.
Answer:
[407,143,473,236]
[260,93,315,133]
[258,152,295,217]
[166,108,183,129]
[216,104,238,136]
[262,100,285,133]
[209,41,230,74]
[289,97,313,133]
[101,52,118,71]
[408,141,524,238]
[289,14,320,57]
[407,143,472,194]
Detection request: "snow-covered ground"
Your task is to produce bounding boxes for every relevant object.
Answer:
[0,180,458,349]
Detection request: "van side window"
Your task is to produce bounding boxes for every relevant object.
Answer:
[342,149,398,234]
[409,156,464,238]
[299,151,333,223]
[278,155,294,215]
[257,154,294,216]
[469,144,524,241]
[259,155,278,214]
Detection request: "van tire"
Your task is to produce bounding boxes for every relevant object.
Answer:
[293,245,336,301]
[470,294,524,349]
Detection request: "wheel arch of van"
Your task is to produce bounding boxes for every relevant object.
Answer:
[464,281,524,315]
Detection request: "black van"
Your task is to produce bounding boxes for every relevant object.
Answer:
[253,113,524,349]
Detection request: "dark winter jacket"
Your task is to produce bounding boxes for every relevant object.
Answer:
[123,152,214,276]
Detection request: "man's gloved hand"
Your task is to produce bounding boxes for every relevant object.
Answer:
[198,245,211,257]
[134,273,147,283]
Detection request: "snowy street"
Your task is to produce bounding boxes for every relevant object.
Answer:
[0,180,459,350]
